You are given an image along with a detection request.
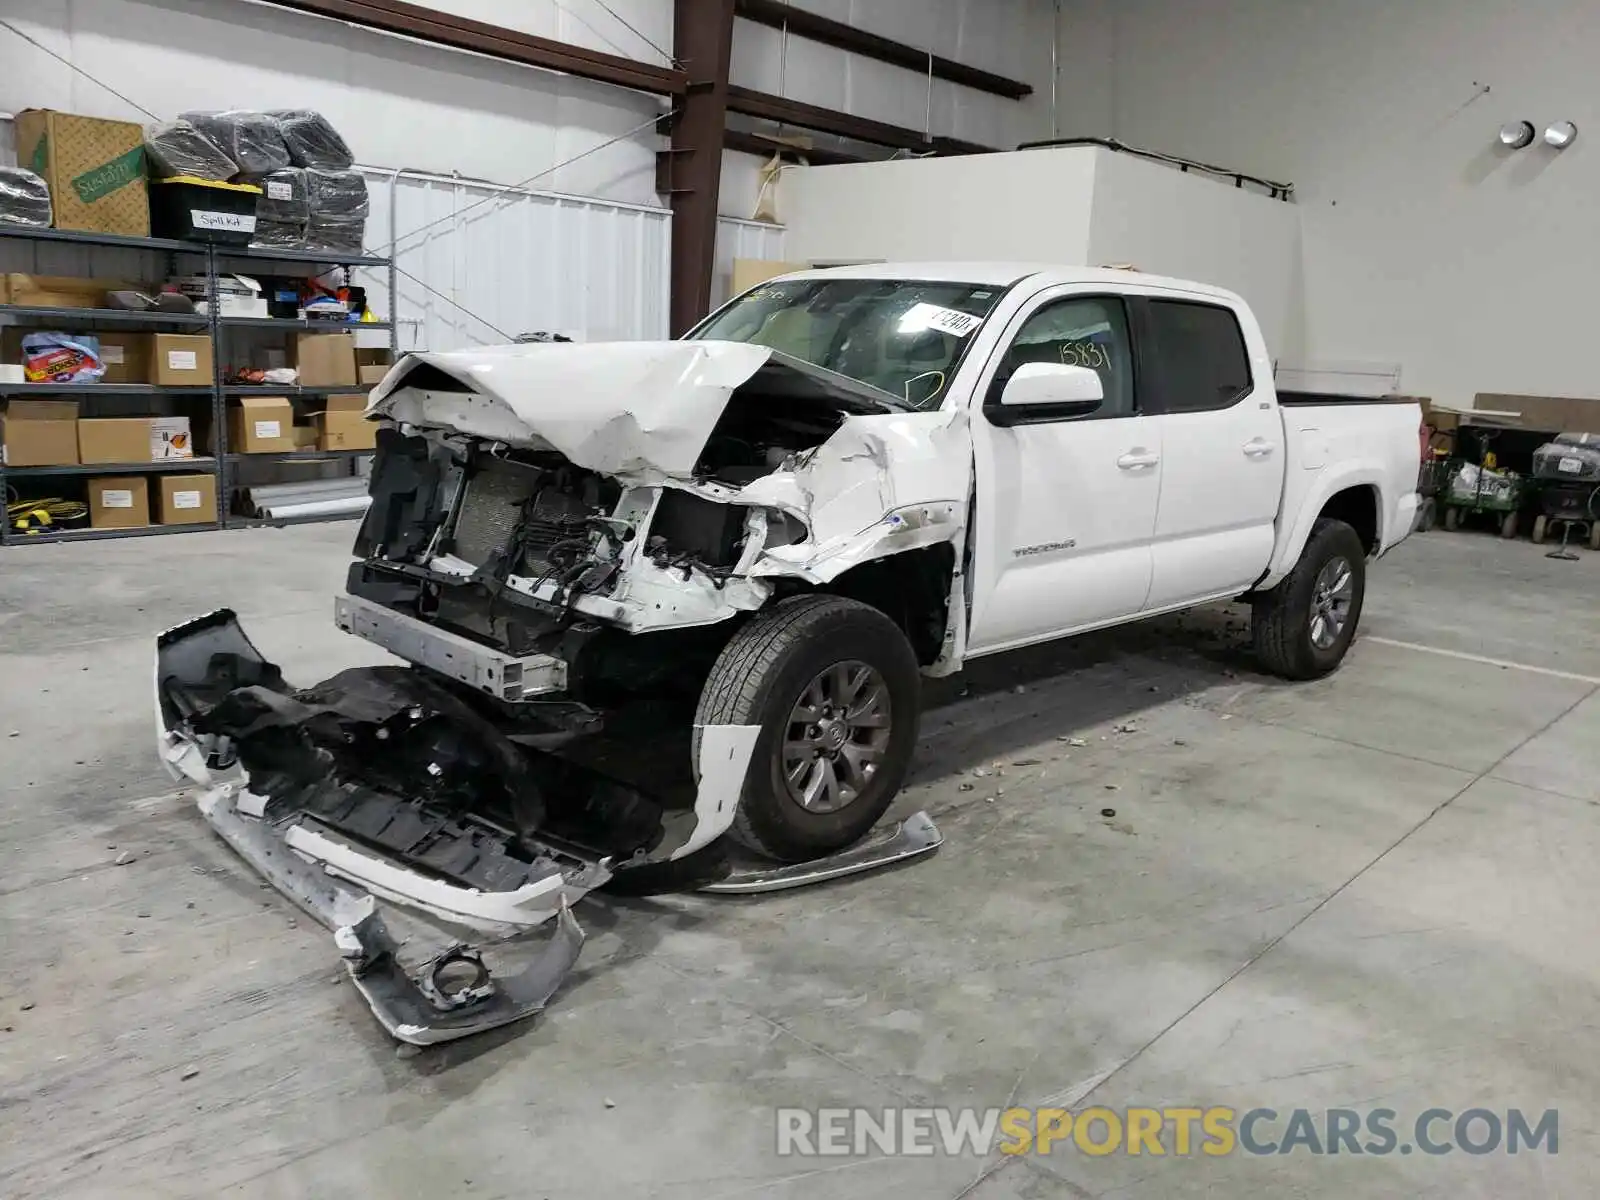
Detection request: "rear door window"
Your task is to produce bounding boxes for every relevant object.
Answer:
[1143,300,1253,414]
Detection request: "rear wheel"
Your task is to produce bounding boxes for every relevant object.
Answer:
[1252,518,1367,681]
[1500,510,1519,539]
[1532,514,1548,544]
[1417,498,1437,533]
[1444,506,1461,532]
[1589,522,1600,552]
[693,595,921,862]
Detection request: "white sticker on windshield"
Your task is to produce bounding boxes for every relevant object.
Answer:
[899,302,982,339]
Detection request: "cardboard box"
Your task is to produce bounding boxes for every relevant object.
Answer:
[229,396,296,454]
[77,415,193,463]
[87,476,150,529]
[154,473,217,525]
[1,274,133,308]
[1474,393,1600,436]
[731,259,812,296]
[291,424,320,449]
[151,415,194,459]
[315,395,377,451]
[15,110,150,237]
[355,347,393,386]
[150,334,213,386]
[97,332,152,384]
[293,332,357,388]
[79,417,152,465]
[2,398,79,466]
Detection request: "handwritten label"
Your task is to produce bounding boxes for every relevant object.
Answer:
[191,209,257,233]
[1558,455,1584,474]
[266,181,293,201]
[900,302,982,339]
[102,489,134,509]
[101,345,126,365]
[167,350,198,371]
[172,489,203,510]
[254,420,282,440]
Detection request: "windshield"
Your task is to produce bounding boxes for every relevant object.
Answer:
[690,278,1004,409]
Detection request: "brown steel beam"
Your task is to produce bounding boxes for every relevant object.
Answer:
[735,0,1032,100]
[723,129,865,167]
[261,0,685,95]
[727,86,994,155]
[669,0,738,335]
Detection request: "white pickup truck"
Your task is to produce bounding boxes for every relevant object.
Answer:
[157,264,1419,1040]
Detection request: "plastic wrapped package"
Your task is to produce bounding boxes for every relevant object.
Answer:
[1533,433,1600,483]
[305,168,370,219]
[21,333,104,383]
[0,167,53,227]
[250,219,308,251]
[270,110,354,169]
[144,120,237,181]
[302,214,367,255]
[245,167,309,225]
[180,110,290,175]
[1447,461,1519,505]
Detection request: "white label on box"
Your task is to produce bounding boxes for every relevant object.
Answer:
[101,345,126,365]
[1558,455,1584,474]
[266,181,293,201]
[254,420,282,440]
[191,209,258,233]
[172,489,204,510]
[167,350,198,371]
[102,489,134,510]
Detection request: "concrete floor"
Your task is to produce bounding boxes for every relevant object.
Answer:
[2,525,1598,1199]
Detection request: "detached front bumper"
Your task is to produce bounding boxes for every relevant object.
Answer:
[155,609,594,1046]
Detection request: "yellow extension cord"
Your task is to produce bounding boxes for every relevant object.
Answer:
[7,494,89,535]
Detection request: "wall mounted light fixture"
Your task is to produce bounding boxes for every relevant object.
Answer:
[1544,121,1578,149]
[1498,121,1537,148]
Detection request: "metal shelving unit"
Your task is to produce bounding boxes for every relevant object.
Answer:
[7,456,219,477]
[10,522,221,545]
[0,304,209,328]
[1,225,391,545]
[222,384,371,396]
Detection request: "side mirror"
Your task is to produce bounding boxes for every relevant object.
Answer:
[1000,362,1104,408]
[986,362,1105,426]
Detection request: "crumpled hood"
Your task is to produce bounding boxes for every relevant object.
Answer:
[366,340,900,478]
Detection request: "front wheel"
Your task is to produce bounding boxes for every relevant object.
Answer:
[1532,514,1548,545]
[1251,518,1367,681]
[693,595,922,862]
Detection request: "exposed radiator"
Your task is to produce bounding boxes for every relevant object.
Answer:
[449,458,594,577]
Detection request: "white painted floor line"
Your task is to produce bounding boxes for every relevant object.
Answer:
[1362,635,1600,685]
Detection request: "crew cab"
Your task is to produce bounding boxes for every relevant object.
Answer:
[156,264,1419,1039]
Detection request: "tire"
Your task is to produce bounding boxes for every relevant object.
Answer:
[1500,510,1519,539]
[1590,522,1600,552]
[1417,498,1437,533]
[1532,514,1548,545]
[1252,518,1367,681]
[1443,506,1460,532]
[693,595,921,862]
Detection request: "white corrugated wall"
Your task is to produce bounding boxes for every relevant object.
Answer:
[711,216,789,310]
[354,168,672,352]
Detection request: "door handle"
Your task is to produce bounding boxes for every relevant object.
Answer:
[1117,451,1160,470]
[1243,438,1276,458]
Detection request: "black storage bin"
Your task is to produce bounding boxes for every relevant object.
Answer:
[149,176,263,244]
